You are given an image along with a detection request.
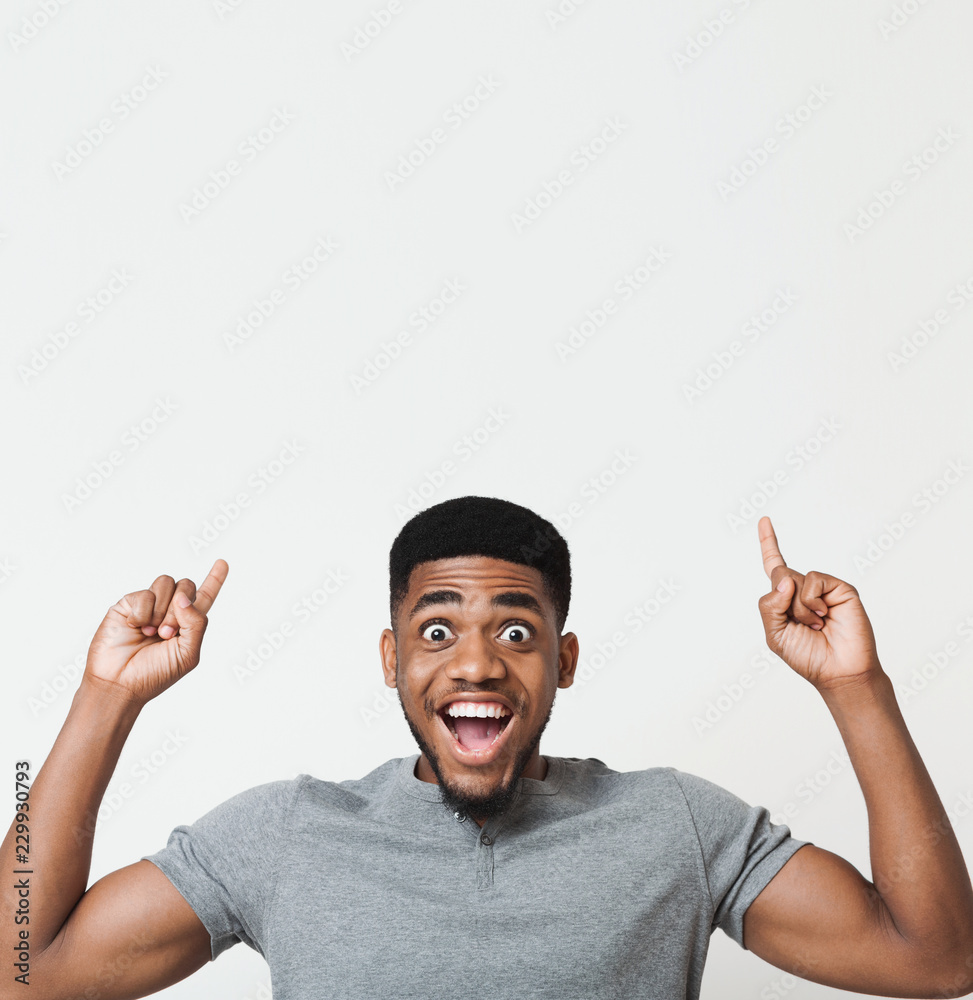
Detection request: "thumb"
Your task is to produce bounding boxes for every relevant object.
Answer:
[758,574,794,645]
[168,592,209,668]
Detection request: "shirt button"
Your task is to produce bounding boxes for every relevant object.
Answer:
[480,833,493,846]
[454,811,466,823]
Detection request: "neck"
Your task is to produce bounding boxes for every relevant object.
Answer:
[415,750,549,785]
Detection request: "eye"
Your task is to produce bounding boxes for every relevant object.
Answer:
[500,622,533,643]
[420,620,454,642]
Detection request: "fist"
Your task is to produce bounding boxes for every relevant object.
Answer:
[83,560,228,706]
[757,518,880,691]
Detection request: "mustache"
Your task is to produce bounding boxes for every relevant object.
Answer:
[424,683,522,715]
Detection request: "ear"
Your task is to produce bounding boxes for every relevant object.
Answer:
[556,632,579,689]
[379,628,398,689]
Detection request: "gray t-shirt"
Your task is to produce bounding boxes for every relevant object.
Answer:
[141,754,811,998]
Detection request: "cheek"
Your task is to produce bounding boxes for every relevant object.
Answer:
[394,659,438,709]
[520,660,559,708]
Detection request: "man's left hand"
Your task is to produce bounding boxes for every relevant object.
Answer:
[757,516,881,692]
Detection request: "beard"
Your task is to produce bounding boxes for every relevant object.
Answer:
[396,658,555,823]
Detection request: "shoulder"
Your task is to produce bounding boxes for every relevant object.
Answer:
[554,755,684,786]
[166,775,309,842]
[152,759,410,855]
[546,758,765,825]
[287,756,410,817]
[662,768,765,821]
[178,757,411,830]
[549,757,693,809]
[664,766,744,801]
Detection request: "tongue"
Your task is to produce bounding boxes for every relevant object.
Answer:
[454,716,501,750]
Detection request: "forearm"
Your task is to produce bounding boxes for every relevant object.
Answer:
[1,676,142,952]
[820,666,973,956]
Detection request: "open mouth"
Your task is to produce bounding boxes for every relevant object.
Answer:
[438,700,513,753]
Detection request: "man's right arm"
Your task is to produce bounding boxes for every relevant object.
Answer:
[0,562,228,1000]
[1,677,210,1000]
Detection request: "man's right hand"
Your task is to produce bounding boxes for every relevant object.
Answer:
[83,559,229,706]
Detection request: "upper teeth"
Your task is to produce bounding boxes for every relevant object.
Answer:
[446,701,511,719]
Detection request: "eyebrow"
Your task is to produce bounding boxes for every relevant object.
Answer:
[407,589,545,621]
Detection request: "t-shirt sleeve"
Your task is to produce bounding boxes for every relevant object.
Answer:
[667,768,813,950]
[140,776,305,961]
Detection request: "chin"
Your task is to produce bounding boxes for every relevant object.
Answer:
[398,689,555,820]
[437,769,520,820]
[429,727,547,821]
[425,738,522,815]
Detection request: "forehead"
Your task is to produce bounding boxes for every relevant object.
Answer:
[403,556,550,618]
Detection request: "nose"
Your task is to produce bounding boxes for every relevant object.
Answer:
[444,630,508,685]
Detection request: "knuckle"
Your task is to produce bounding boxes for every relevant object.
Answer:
[121,595,149,618]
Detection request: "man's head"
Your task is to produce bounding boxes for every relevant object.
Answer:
[379,496,579,823]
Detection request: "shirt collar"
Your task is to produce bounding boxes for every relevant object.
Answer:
[396,752,565,801]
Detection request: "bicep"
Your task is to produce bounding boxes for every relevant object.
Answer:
[35,859,211,999]
[743,844,953,995]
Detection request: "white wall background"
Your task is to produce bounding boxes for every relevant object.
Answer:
[3,0,972,996]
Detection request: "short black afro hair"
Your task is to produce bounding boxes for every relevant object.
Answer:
[389,495,571,635]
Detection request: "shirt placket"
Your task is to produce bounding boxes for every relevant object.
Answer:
[452,810,500,889]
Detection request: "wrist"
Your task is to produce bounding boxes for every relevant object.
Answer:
[75,671,145,726]
[816,662,893,707]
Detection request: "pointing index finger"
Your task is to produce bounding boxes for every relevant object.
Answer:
[758,516,787,580]
[193,559,229,616]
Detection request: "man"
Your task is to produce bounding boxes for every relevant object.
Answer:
[4,495,973,998]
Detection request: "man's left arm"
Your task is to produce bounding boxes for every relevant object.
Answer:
[741,517,973,997]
